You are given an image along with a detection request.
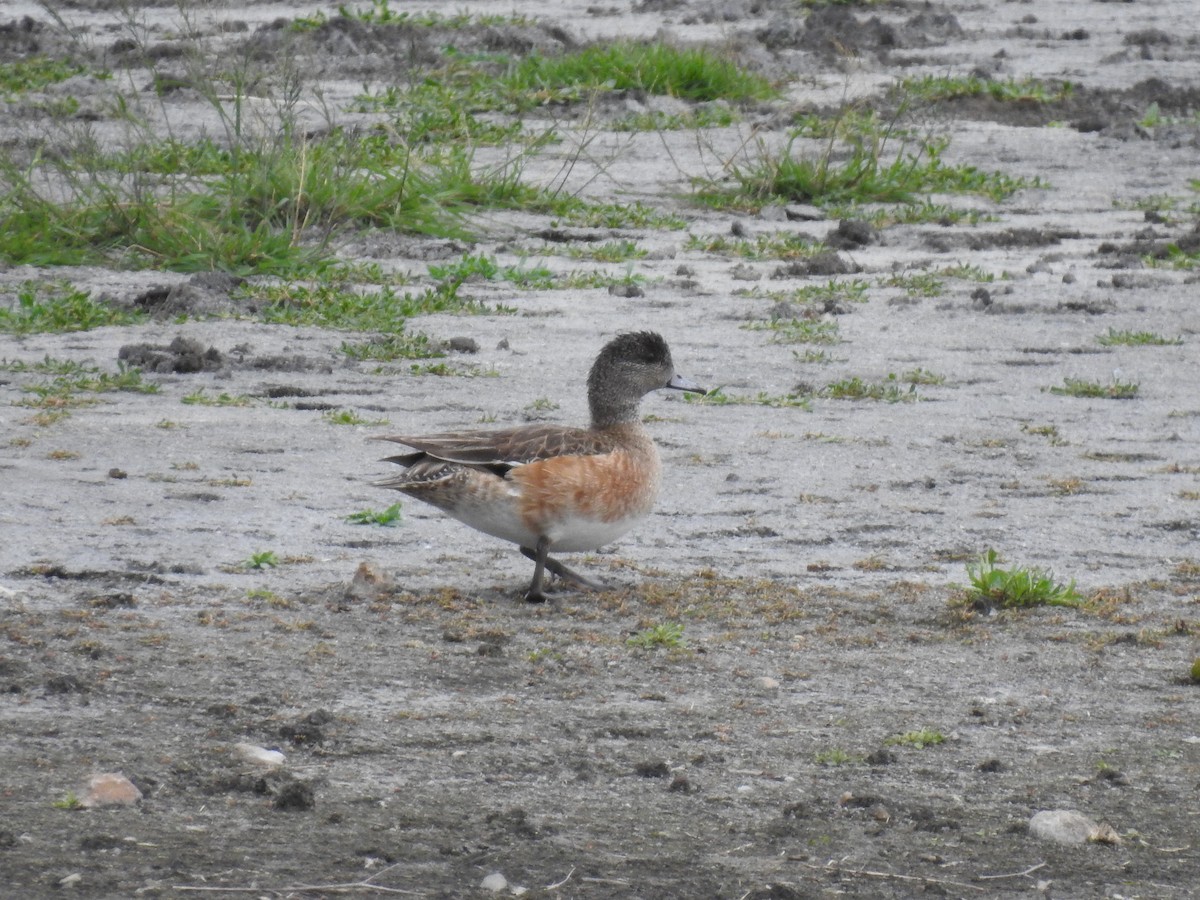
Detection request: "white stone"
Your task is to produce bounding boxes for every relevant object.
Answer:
[1028,809,1096,845]
[480,872,508,892]
[234,742,286,769]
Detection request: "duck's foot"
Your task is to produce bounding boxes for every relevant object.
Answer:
[520,542,607,603]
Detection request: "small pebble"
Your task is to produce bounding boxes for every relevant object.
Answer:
[480,872,508,892]
[79,773,142,808]
[234,743,285,769]
[1028,809,1118,845]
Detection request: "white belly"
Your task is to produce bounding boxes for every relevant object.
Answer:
[448,491,644,552]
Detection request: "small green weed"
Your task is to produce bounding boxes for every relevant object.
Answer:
[182,390,254,407]
[702,130,1039,209]
[685,232,820,260]
[900,367,945,386]
[52,791,82,810]
[897,74,1073,104]
[0,57,87,95]
[1049,377,1140,399]
[883,271,945,298]
[960,549,1082,610]
[884,729,945,749]
[506,42,776,104]
[628,621,686,649]
[0,283,146,334]
[557,201,687,230]
[940,263,994,282]
[345,503,403,526]
[563,240,648,263]
[323,409,389,426]
[249,279,487,331]
[686,387,810,409]
[1022,423,1066,445]
[19,363,157,397]
[819,374,919,402]
[341,333,445,361]
[407,361,490,377]
[1096,328,1181,347]
[742,318,840,345]
[244,551,279,570]
[814,748,861,766]
[738,280,869,305]
[794,349,836,364]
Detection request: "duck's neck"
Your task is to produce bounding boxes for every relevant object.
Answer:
[589,392,640,428]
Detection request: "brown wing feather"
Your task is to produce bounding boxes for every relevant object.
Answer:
[373,425,615,473]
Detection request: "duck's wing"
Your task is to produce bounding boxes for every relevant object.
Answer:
[374,425,613,476]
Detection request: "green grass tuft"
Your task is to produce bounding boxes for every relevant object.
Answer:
[1096,328,1181,347]
[506,42,777,104]
[702,131,1040,209]
[884,729,945,749]
[627,621,686,649]
[0,283,146,334]
[345,503,403,526]
[960,549,1082,610]
[1049,377,1140,399]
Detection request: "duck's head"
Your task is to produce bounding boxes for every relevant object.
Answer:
[588,331,706,426]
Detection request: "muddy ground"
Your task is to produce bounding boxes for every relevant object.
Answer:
[2,0,1199,897]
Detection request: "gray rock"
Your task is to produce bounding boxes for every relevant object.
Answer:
[1028,809,1120,845]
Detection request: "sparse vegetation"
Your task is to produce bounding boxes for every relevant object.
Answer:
[627,621,686,649]
[345,503,403,526]
[0,283,145,334]
[817,374,921,403]
[341,333,445,362]
[1096,328,1181,347]
[244,551,279,570]
[815,748,861,766]
[504,42,777,105]
[1050,377,1140,399]
[182,390,254,407]
[959,549,1082,610]
[700,127,1040,210]
[884,729,946,749]
[323,409,389,426]
[685,232,821,260]
[883,271,945,298]
[0,57,89,95]
[897,74,1073,104]
[687,387,811,409]
[742,318,841,345]
[52,791,82,810]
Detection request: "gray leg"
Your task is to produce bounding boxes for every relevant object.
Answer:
[521,537,551,603]
[519,542,607,599]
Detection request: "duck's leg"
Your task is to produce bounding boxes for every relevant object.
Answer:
[522,536,552,603]
[520,541,607,597]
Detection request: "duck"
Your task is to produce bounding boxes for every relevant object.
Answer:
[372,331,706,602]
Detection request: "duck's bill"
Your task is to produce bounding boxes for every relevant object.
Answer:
[666,373,708,394]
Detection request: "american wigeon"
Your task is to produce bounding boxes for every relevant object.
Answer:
[373,331,706,602]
